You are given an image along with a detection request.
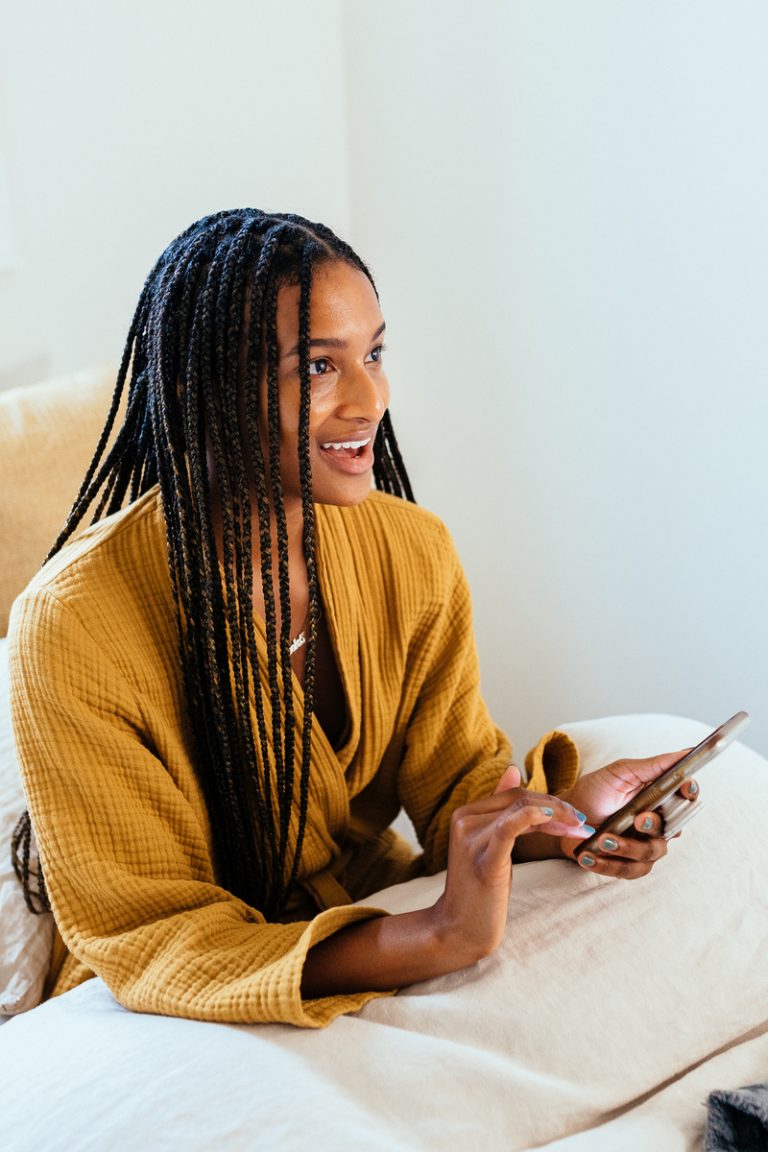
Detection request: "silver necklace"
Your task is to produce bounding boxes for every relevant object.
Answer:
[289,609,310,657]
[288,601,322,657]
[289,628,307,657]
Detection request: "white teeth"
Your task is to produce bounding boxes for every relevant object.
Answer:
[321,438,370,450]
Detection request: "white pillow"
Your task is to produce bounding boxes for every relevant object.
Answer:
[0,637,54,1017]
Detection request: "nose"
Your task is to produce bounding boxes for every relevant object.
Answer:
[335,361,389,422]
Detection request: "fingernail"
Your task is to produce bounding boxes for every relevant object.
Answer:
[581,854,596,868]
[581,824,595,836]
[602,837,619,851]
[575,810,588,822]
[688,780,699,797]
[641,816,654,831]
[541,806,554,817]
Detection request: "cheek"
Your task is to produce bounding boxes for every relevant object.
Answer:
[291,369,391,439]
[273,380,311,437]
[304,381,339,433]
[310,374,339,405]
[379,372,391,409]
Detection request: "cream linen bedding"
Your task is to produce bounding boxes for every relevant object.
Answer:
[1,713,766,1150]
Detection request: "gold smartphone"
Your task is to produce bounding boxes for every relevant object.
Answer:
[573,710,751,857]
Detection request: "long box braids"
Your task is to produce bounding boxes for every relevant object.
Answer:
[13,208,414,921]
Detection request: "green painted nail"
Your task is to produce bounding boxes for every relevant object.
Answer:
[602,837,619,851]
[641,816,654,831]
[581,854,596,868]
[541,807,554,817]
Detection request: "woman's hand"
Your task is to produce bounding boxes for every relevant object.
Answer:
[303,765,591,995]
[303,757,700,998]
[558,751,700,877]
[428,765,591,967]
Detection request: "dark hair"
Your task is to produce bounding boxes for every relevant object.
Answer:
[14,208,414,919]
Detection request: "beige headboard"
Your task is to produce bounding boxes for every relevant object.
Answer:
[0,366,117,637]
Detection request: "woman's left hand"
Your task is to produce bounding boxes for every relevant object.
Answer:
[557,750,700,877]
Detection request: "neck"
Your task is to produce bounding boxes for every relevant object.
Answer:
[251,496,306,564]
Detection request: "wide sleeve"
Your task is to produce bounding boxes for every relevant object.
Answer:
[9,589,390,1028]
[396,538,580,873]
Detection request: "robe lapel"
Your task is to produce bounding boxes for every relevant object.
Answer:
[243,502,362,863]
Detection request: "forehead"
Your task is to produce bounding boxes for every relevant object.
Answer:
[275,261,383,346]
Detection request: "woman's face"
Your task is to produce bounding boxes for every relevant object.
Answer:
[262,259,390,514]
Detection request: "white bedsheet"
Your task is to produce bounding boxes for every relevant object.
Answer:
[1,714,766,1150]
[1,978,766,1151]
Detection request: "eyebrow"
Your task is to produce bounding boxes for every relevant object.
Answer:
[284,321,386,359]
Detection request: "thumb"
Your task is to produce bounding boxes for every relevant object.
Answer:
[494,763,522,794]
[617,748,692,787]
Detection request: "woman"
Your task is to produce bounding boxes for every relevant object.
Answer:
[10,209,696,1026]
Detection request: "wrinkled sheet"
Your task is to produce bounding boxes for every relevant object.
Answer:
[1,714,766,1151]
[1,980,766,1152]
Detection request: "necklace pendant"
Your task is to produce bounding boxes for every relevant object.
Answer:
[289,631,306,657]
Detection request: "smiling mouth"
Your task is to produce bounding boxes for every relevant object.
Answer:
[319,437,371,459]
[318,435,375,475]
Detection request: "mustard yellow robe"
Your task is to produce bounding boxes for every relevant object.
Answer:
[9,488,579,1027]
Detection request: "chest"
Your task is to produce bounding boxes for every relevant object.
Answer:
[291,612,348,751]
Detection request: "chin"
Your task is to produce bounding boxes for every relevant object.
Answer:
[314,479,373,508]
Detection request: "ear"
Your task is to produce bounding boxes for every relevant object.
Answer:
[494,763,522,794]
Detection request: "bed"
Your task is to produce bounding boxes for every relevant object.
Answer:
[1,370,766,1150]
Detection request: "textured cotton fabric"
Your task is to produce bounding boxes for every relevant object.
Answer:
[9,487,579,1027]
[2,715,767,1150]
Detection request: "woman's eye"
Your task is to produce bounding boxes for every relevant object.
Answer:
[308,358,332,377]
[367,343,386,364]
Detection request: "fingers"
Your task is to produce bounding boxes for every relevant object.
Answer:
[567,758,703,880]
[494,763,522,793]
[449,792,592,882]
[639,777,700,836]
[483,805,553,873]
[634,810,663,837]
[465,786,590,836]
[678,777,700,801]
[537,812,595,839]
[576,828,668,877]
[440,794,566,965]
[575,790,701,877]
[603,747,693,789]
[449,799,546,882]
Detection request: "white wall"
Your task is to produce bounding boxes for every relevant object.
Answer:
[344,0,768,757]
[0,0,350,388]
[2,1,766,756]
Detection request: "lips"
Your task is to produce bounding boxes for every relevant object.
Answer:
[318,435,374,475]
[320,436,371,455]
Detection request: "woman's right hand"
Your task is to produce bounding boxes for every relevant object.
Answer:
[428,767,592,968]
[302,769,591,998]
